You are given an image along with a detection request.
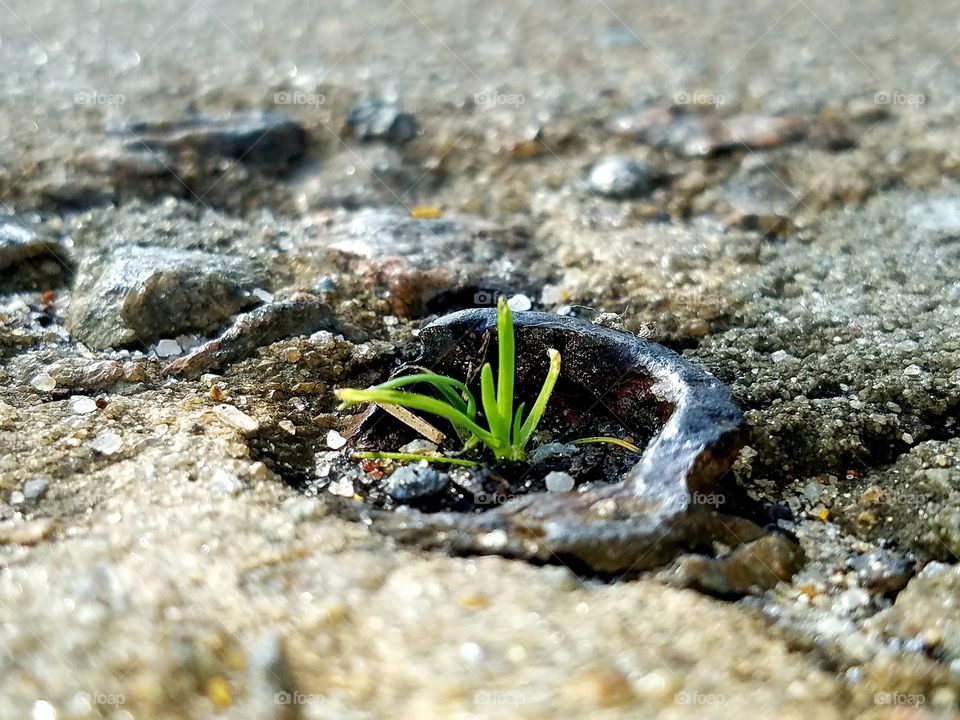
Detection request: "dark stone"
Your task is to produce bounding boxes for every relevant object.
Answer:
[110,112,308,168]
[302,208,543,316]
[346,97,418,145]
[164,294,341,378]
[0,215,61,272]
[385,464,449,503]
[656,534,807,596]
[337,310,800,576]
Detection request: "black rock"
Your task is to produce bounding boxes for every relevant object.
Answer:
[113,112,308,168]
[385,464,449,503]
[346,97,418,145]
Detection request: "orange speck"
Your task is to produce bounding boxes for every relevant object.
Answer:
[206,675,232,710]
[410,206,443,219]
[818,508,830,522]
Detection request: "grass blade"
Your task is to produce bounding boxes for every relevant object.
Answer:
[516,348,561,449]
[353,451,478,467]
[479,362,505,442]
[337,387,498,447]
[373,373,476,417]
[512,402,526,445]
[496,296,514,432]
[571,436,640,453]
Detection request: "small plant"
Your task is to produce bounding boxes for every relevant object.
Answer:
[336,296,561,463]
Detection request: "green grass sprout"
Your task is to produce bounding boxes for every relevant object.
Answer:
[570,436,640,453]
[352,451,479,467]
[336,296,561,462]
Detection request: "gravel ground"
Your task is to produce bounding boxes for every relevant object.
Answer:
[2,1,960,718]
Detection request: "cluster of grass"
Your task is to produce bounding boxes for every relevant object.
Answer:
[336,297,636,467]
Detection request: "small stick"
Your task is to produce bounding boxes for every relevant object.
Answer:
[377,402,446,445]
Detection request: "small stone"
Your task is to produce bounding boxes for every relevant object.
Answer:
[545,471,575,492]
[679,318,710,337]
[208,469,243,495]
[0,215,60,272]
[540,284,567,305]
[385,464,449,503]
[279,420,296,435]
[458,642,484,663]
[326,429,347,449]
[903,364,923,376]
[69,395,98,414]
[22,478,49,501]
[347,97,418,145]
[215,404,260,434]
[507,293,532,312]
[47,358,125,390]
[529,443,578,465]
[155,338,182,358]
[0,518,58,545]
[9,491,25,504]
[398,439,438,454]
[771,349,796,363]
[90,431,123,455]
[586,156,652,199]
[327,478,355,497]
[30,373,57,392]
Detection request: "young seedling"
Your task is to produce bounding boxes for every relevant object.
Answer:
[336,296,560,463]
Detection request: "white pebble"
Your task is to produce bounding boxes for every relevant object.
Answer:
[208,469,243,495]
[90,431,123,455]
[30,373,56,392]
[70,395,98,414]
[252,287,274,303]
[214,404,260,434]
[32,701,56,720]
[327,478,355,497]
[507,294,532,312]
[155,338,182,358]
[326,429,347,449]
[545,471,575,492]
[540,285,566,305]
[459,642,485,663]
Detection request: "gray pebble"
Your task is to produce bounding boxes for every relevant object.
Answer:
[385,464,448,502]
[22,478,49,502]
[528,442,579,465]
[586,156,653,199]
[66,245,265,349]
